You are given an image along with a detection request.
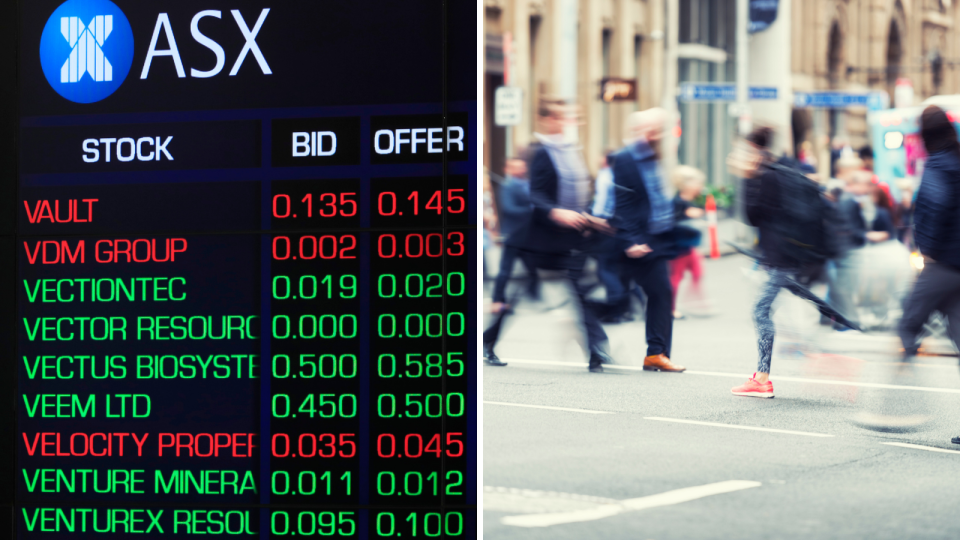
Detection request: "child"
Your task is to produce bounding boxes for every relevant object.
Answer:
[669,166,708,319]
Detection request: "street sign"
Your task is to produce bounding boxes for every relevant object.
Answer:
[793,91,889,110]
[679,83,778,102]
[495,86,523,126]
[599,78,637,102]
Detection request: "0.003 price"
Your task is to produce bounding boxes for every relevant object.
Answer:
[377,272,464,298]
[272,470,351,496]
[271,433,356,458]
[377,393,464,418]
[376,433,463,458]
[273,393,357,418]
[271,511,355,537]
[375,512,464,538]
[273,354,357,379]
[377,313,464,338]
[376,471,464,497]
[273,275,356,300]
[376,232,464,258]
[377,353,463,378]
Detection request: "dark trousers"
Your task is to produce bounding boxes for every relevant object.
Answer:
[483,251,608,353]
[622,256,673,357]
[491,245,539,303]
[899,261,960,356]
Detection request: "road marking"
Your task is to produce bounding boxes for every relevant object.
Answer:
[644,417,834,437]
[483,401,613,414]
[882,442,960,455]
[501,480,762,528]
[500,358,960,394]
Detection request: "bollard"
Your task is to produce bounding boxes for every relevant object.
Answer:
[706,194,720,259]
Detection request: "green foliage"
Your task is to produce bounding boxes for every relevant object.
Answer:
[695,184,735,209]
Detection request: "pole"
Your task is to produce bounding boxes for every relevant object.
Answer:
[735,0,750,136]
[662,0,679,174]
[556,0,579,141]
[503,32,514,157]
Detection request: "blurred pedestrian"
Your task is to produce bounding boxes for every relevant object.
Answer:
[483,100,612,371]
[898,107,960,443]
[592,150,635,322]
[609,108,686,373]
[859,145,875,173]
[490,155,540,313]
[668,165,707,319]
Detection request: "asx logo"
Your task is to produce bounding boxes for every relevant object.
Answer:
[40,0,272,104]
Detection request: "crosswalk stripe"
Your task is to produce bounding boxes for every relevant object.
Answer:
[483,401,613,414]
[644,417,834,437]
[881,442,960,455]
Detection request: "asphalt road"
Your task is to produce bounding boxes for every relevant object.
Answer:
[482,254,960,540]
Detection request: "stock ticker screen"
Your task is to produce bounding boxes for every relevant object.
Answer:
[3,0,478,538]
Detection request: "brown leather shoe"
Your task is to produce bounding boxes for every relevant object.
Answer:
[643,354,686,372]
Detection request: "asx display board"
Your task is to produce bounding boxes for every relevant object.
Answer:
[4,0,477,538]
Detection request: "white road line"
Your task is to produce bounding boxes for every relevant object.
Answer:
[882,442,960,455]
[500,357,960,394]
[483,401,614,414]
[644,417,834,437]
[501,480,762,528]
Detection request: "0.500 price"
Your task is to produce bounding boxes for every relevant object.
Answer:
[273,354,357,379]
[377,353,464,378]
[377,393,464,418]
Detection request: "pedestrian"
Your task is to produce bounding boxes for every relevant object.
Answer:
[668,165,707,320]
[591,150,636,322]
[490,154,540,314]
[897,106,960,446]
[483,100,612,372]
[730,126,846,398]
[609,108,686,373]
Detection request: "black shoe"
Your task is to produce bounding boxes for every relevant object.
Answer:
[588,350,613,372]
[952,436,960,445]
[483,344,507,367]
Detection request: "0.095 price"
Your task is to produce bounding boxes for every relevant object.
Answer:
[377,353,464,378]
[271,511,355,537]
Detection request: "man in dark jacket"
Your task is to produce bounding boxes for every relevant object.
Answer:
[609,108,685,373]
[490,156,539,312]
[899,108,960,438]
[483,101,611,372]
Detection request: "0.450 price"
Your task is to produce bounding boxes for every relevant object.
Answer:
[273,393,357,419]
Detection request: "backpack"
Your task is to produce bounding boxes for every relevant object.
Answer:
[767,163,834,266]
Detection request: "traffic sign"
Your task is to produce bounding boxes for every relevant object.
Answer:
[793,91,889,110]
[495,86,523,126]
[679,83,778,102]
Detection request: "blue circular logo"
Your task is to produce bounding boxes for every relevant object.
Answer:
[39,0,134,103]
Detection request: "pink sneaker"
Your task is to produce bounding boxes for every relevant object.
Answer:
[731,374,774,398]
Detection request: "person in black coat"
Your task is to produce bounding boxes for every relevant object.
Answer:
[608,108,686,373]
[900,107,960,388]
[483,101,611,372]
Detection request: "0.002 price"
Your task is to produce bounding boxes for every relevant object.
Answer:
[375,512,464,538]
[271,433,356,458]
[271,511,355,537]
[377,353,463,378]
[273,354,357,379]
[274,393,356,418]
[377,393,464,418]
[376,470,463,497]
[272,470,351,496]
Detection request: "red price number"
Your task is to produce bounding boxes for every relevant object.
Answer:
[271,433,357,458]
[376,433,464,459]
[273,234,357,260]
[376,232,464,258]
[377,189,465,216]
[273,193,357,219]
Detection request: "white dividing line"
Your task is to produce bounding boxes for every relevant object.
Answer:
[500,357,960,395]
[644,417,834,438]
[501,480,762,528]
[483,401,613,414]
[882,442,960,455]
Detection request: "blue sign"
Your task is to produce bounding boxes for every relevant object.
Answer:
[39,0,134,103]
[794,91,887,110]
[749,0,780,34]
[679,83,778,102]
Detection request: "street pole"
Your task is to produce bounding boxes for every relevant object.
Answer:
[556,0,579,141]
[662,0,679,174]
[735,0,750,136]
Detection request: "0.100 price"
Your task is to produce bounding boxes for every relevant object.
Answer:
[377,393,464,418]
[273,393,356,419]
[377,353,463,378]
[375,512,464,538]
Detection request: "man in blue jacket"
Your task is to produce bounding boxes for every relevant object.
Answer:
[490,155,539,313]
[898,106,960,445]
[609,108,685,373]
